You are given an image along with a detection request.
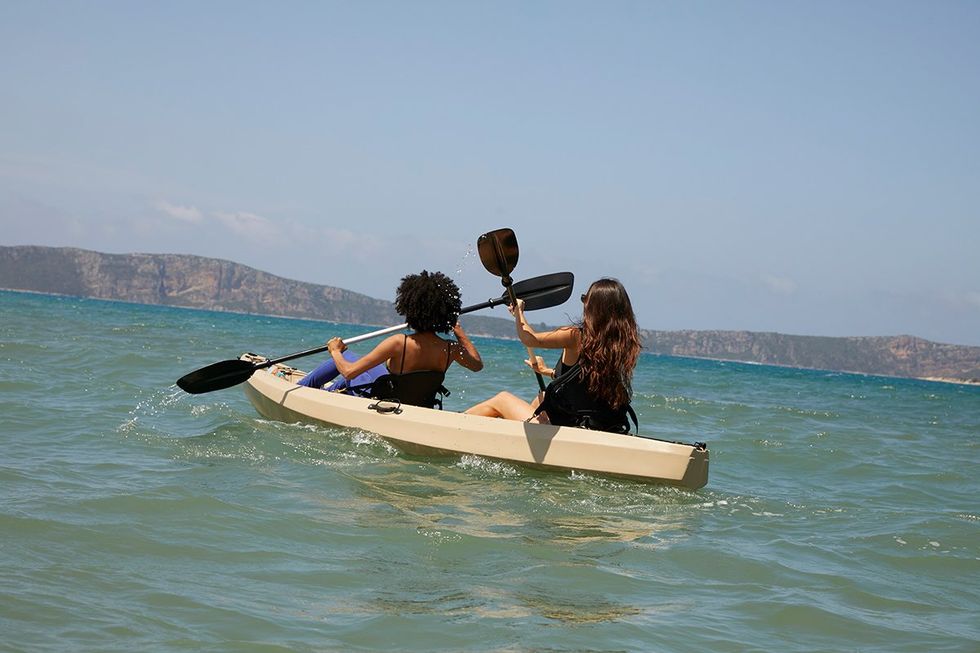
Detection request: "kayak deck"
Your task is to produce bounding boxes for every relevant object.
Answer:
[241,356,709,489]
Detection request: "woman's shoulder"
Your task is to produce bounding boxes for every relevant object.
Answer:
[375,333,407,351]
[545,324,580,334]
[407,331,450,348]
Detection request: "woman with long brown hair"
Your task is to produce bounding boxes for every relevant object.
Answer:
[465,278,642,433]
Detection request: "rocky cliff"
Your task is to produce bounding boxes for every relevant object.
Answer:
[0,245,520,337]
[642,329,980,384]
[3,245,979,383]
[0,245,401,324]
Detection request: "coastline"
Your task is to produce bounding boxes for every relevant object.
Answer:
[643,350,980,388]
[918,376,980,387]
[4,287,979,387]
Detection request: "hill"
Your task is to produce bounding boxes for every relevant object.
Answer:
[2,245,978,384]
[0,245,527,338]
[642,329,980,385]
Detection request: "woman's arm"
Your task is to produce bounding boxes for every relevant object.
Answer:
[526,355,556,379]
[327,335,400,379]
[511,299,579,350]
[450,323,483,372]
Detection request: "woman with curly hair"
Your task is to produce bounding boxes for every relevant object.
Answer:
[299,270,483,408]
[465,278,641,434]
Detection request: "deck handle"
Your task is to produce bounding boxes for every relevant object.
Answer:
[368,400,403,415]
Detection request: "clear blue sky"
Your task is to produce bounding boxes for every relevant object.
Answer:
[2,1,979,345]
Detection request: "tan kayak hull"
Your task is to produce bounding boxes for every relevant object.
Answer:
[243,363,708,489]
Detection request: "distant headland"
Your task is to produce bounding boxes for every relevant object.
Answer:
[2,245,978,385]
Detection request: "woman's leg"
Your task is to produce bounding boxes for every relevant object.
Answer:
[465,391,536,421]
[298,351,369,389]
[328,355,387,395]
[297,358,342,388]
[299,351,387,394]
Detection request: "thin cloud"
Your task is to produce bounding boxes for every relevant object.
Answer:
[761,274,797,296]
[143,199,467,294]
[155,200,203,223]
[302,223,392,259]
[152,200,391,256]
[213,210,283,244]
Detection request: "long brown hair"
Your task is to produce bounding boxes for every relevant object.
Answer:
[579,278,641,409]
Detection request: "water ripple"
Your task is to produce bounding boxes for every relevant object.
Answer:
[2,291,978,652]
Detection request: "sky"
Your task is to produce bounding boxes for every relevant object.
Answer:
[2,1,979,345]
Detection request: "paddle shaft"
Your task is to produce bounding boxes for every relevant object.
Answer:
[504,282,547,391]
[176,270,573,394]
[264,294,509,369]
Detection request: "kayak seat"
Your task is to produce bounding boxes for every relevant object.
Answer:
[353,371,450,410]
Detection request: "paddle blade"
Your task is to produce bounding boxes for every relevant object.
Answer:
[511,272,574,311]
[176,358,260,394]
[478,228,519,277]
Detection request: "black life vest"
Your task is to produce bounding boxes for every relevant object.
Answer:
[533,361,638,434]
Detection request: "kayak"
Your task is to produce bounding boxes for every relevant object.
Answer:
[241,354,709,489]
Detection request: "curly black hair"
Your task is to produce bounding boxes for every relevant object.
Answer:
[394,270,462,333]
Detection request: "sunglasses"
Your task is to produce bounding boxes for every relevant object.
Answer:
[580,293,587,303]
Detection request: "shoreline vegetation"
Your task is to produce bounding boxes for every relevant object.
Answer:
[3,245,979,386]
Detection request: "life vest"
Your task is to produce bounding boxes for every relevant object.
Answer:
[533,361,638,434]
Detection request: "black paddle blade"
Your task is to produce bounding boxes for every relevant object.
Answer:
[478,228,519,277]
[176,358,261,394]
[510,272,574,310]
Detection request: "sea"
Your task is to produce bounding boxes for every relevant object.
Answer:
[1,289,978,653]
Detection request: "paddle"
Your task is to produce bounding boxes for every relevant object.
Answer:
[477,228,547,391]
[176,271,574,395]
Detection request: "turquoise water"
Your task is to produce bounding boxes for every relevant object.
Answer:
[1,289,978,652]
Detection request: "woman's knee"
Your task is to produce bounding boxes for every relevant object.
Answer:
[492,392,533,421]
